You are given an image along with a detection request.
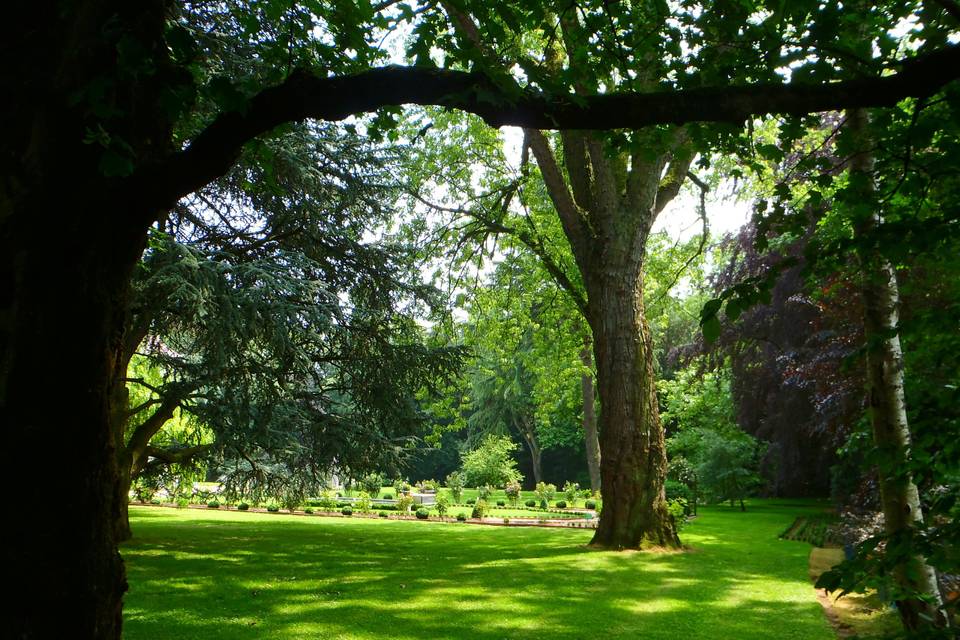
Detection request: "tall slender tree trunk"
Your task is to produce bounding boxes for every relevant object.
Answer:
[847,108,946,630]
[580,335,602,493]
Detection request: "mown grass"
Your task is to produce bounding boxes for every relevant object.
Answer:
[122,500,834,639]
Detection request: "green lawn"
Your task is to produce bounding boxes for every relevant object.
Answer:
[122,501,835,639]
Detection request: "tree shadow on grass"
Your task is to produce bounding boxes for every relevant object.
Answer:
[122,504,834,640]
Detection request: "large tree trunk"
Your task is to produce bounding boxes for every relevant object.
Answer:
[587,269,678,549]
[2,5,172,635]
[847,108,946,630]
[580,335,601,493]
[2,218,147,638]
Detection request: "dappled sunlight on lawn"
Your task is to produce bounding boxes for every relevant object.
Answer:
[123,503,834,639]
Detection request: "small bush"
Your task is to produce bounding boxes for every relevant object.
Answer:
[496,500,506,507]
[503,517,510,524]
[585,500,597,510]
[667,498,688,532]
[176,497,190,509]
[540,499,548,510]
[266,504,280,513]
[456,512,467,522]
[555,500,567,509]
[471,500,488,519]
[379,511,389,518]
[207,501,220,509]
[382,493,393,500]
[237,502,250,511]
[304,508,314,514]
[415,508,429,520]
[149,498,161,505]
[341,506,353,516]
[466,498,476,505]
[525,499,537,508]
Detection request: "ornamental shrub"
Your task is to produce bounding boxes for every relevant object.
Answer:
[237,502,250,511]
[445,471,465,503]
[304,508,314,514]
[379,511,388,518]
[356,491,372,514]
[478,485,494,501]
[456,512,467,522]
[525,499,536,508]
[382,493,393,500]
[466,498,476,505]
[396,493,414,513]
[496,500,506,507]
[555,500,567,509]
[415,508,429,519]
[504,481,522,506]
[317,490,338,511]
[207,500,220,509]
[361,473,384,498]
[341,506,353,516]
[585,500,597,510]
[563,481,580,506]
[435,493,450,519]
[667,498,688,532]
[267,504,280,513]
[471,500,488,519]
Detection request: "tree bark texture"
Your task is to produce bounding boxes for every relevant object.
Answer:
[846,108,947,630]
[515,416,544,486]
[526,125,687,549]
[580,335,602,493]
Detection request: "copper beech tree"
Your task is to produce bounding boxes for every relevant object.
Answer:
[3,1,959,637]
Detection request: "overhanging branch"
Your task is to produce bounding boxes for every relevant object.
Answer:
[133,44,960,213]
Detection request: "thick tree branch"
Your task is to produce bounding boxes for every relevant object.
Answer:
[131,45,960,215]
[525,129,592,266]
[124,393,185,468]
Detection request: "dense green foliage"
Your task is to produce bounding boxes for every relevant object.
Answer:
[460,435,524,488]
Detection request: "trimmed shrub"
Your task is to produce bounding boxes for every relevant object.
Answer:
[435,493,450,519]
[379,511,389,518]
[540,499,548,510]
[466,498,476,505]
[456,512,467,522]
[585,500,597,510]
[415,508,430,519]
[471,500,488,519]
[304,508,314,514]
[496,500,506,507]
[341,506,353,516]
[555,500,567,509]
[237,502,250,511]
[382,493,393,500]
[525,499,537,508]
[504,481,522,507]
[267,504,280,513]
[207,501,220,509]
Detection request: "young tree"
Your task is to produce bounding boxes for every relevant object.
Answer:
[460,435,523,488]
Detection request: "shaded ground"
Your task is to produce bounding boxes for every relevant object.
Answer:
[808,547,901,639]
[122,500,835,639]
